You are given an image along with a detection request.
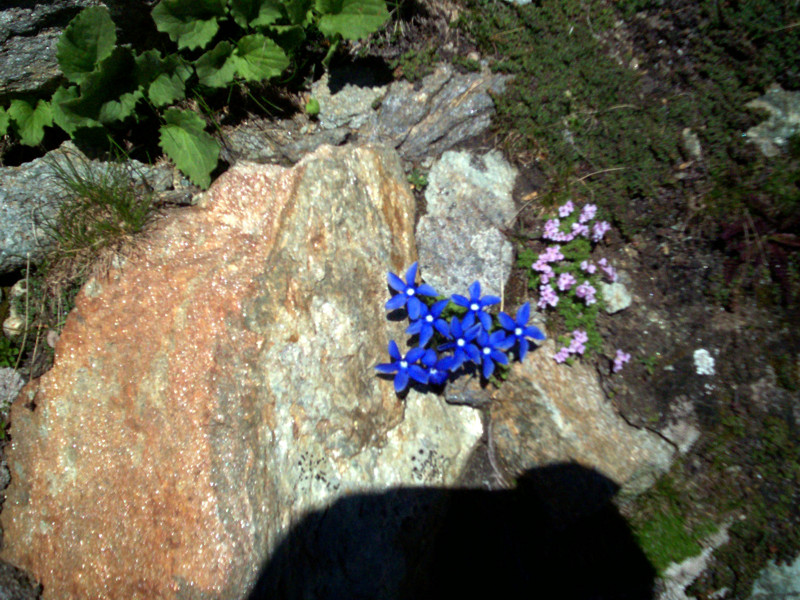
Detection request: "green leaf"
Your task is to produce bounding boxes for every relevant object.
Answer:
[195,41,237,88]
[315,0,388,40]
[264,24,307,52]
[52,85,101,136]
[149,72,187,106]
[0,107,8,136]
[62,46,142,125]
[57,6,117,84]
[151,0,226,50]
[159,108,219,189]
[8,99,53,146]
[284,0,313,26]
[249,0,285,27]
[135,50,191,107]
[232,34,289,82]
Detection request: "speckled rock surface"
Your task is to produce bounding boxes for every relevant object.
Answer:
[1,144,482,599]
[745,84,800,157]
[490,340,675,498]
[417,149,517,298]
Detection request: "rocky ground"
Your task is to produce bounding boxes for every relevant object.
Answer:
[0,0,799,598]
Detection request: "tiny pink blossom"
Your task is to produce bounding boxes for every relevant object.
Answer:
[572,329,589,345]
[543,219,561,240]
[558,201,575,218]
[557,272,576,291]
[613,349,631,373]
[537,284,559,309]
[571,222,590,238]
[580,260,597,274]
[592,221,611,242]
[553,347,571,363]
[579,204,597,223]
[575,281,597,305]
[540,246,565,263]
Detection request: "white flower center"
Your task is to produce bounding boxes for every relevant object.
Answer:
[470,303,479,311]
[515,327,522,336]
[483,347,491,355]
[400,360,408,369]
[406,288,415,296]
[457,339,465,347]
[425,315,433,323]
[430,368,438,375]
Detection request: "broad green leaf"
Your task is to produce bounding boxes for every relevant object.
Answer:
[0,107,8,136]
[316,0,388,40]
[134,50,191,107]
[52,85,103,136]
[151,0,226,50]
[149,72,187,106]
[263,24,306,52]
[57,6,117,84]
[62,46,142,125]
[249,0,284,27]
[159,108,219,189]
[232,34,289,82]
[8,99,53,146]
[195,41,236,88]
[284,0,313,26]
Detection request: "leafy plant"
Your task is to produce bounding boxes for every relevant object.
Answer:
[0,338,19,369]
[1,0,390,188]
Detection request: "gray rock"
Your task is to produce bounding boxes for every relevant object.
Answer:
[682,127,702,159]
[750,554,800,599]
[363,63,511,161]
[0,561,41,600]
[0,142,175,275]
[0,368,25,411]
[417,150,517,298]
[310,66,389,130]
[600,281,632,314]
[745,84,800,157]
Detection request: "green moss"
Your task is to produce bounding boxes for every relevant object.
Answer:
[391,45,439,82]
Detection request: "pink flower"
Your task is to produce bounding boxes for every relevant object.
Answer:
[558,201,575,218]
[553,347,571,363]
[575,281,597,305]
[568,329,588,355]
[598,257,617,282]
[613,349,631,373]
[579,204,597,223]
[580,260,597,274]
[592,221,611,242]
[537,284,559,309]
[571,222,590,238]
[572,329,589,345]
[557,272,576,291]
[540,246,565,263]
[543,219,561,240]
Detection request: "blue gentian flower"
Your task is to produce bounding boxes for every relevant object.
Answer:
[497,302,546,361]
[476,329,514,379]
[385,262,438,320]
[437,314,481,370]
[406,299,450,346]
[451,281,500,331]
[375,340,428,392]
[421,349,454,386]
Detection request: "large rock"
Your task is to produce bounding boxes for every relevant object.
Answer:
[490,340,675,498]
[0,142,174,274]
[0,144,482,599]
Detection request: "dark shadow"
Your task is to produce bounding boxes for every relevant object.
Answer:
[326,58,395,95]
[247,463,656,599]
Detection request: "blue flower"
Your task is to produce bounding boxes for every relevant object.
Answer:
[451,281,500,331]
[476,329,514,379]
[421,349,454,386]
[385,262,438,320]
[497,302,546,361]
[375,340,428,392]
[436,314,481,370]
[406,299,450,346]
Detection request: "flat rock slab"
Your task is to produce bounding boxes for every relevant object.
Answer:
[1,144,481,599]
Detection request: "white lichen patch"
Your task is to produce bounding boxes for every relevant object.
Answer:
[693,349,715,376]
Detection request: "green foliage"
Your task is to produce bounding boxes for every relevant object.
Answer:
[407,168,427,189]
[8,99,53,146]
[159,108,220,188]
[1,0,389,188]
[305,96,320,116]
[0,337,19,369]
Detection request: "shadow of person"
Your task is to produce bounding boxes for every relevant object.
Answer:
[247,463,655,600]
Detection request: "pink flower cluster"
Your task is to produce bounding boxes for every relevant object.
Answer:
[553,329,589,363]
[542,202,611,245]
[613,349,631,372]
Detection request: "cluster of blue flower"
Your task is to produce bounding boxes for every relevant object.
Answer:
[375,262,546,393]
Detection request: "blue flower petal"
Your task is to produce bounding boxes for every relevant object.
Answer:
[387,272,406,292]
[394,370,409,392]
[497,311,516,331]
[480,295,501,307]
[451,294,469,308]
[468,281,481,300]
[525,325,546,341]
[405,262,418,286]
[434,320,450,338]
[409,365,429,384]
[517,338,530,361]
[375,363,397,374]
[386,294,407,311]
[491,349,509,365]
[463,323,482,342]
[422,349,438,367]
[517,302,531,325]
[465,344,481,363]
[406,346,426,364]
[407,296,423,320]
[416,283,438,297]
[482,358,495,379]
[477,311,492,332]
[406,320,423,335]
[418,326,434,347]
[431,299,450,316]
[388,340,402,361]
